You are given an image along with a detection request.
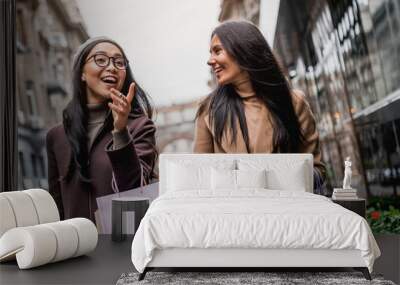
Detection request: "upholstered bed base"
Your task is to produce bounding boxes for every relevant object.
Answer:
[139,248,371,280]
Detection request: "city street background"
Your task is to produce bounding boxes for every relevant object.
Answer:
[15,0,400,200]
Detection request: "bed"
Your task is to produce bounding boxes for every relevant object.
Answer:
[131,154,380,280]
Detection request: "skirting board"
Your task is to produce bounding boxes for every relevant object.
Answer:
[148,248,366,268]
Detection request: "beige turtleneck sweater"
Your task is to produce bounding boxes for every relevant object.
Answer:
[193,89,326,178]
[87,103,131,151]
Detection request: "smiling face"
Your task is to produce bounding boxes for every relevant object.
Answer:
[208,35,248,86]
[81,42,127,104]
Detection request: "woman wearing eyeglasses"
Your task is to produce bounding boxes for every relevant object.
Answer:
[46,37,157,223]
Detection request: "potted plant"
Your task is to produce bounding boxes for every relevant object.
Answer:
[367,197,400,284]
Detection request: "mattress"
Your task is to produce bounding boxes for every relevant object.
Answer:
[131,190,380,273]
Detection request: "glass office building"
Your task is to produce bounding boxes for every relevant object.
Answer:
[274,0,400,197]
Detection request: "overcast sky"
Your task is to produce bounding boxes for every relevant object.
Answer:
[76,0,279,107]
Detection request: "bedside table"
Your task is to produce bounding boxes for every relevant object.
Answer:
[332,198,366,218]
[112,197,150,242]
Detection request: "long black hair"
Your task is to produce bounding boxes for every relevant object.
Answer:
[63,37,155,183]
[197,21,304,153]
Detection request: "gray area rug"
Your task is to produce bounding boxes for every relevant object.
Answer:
[116,272,396,285]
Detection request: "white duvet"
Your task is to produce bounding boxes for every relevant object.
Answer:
[131,190,380,273]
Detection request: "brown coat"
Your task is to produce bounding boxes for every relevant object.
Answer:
[194,91,326,185]
[46,114,157,221]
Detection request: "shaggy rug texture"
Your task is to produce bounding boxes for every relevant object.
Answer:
[116,271,395,285]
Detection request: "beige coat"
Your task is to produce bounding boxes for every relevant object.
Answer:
[193,90,326,181]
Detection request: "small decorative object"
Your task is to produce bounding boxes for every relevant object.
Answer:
[343,157,352,190]
[332,157,358,200]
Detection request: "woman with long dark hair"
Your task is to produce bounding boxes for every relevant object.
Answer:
[46,37,157,222]
[194,21,325,192]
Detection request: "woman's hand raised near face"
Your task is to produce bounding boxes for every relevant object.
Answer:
[108,83,135,131]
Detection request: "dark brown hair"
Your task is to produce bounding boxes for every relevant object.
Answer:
[197,21,304,153]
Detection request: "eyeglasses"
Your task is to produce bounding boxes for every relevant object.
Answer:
[85,53,129,70]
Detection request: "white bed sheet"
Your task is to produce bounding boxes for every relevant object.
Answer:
[131,190,380,273]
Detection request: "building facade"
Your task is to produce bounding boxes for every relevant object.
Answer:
[219,0,260,24]
[219,0,400,197]
[155,100,199,154]
[16,0,88,189]
[274,0,400,197]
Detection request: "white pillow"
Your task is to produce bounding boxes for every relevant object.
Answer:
[167,162,211,191]
[238,159,307,191]
[211,168,236,190]
[236,169,267,189]
[166,159,236,192]
[266,163,306,191]
[211,169,268,191]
